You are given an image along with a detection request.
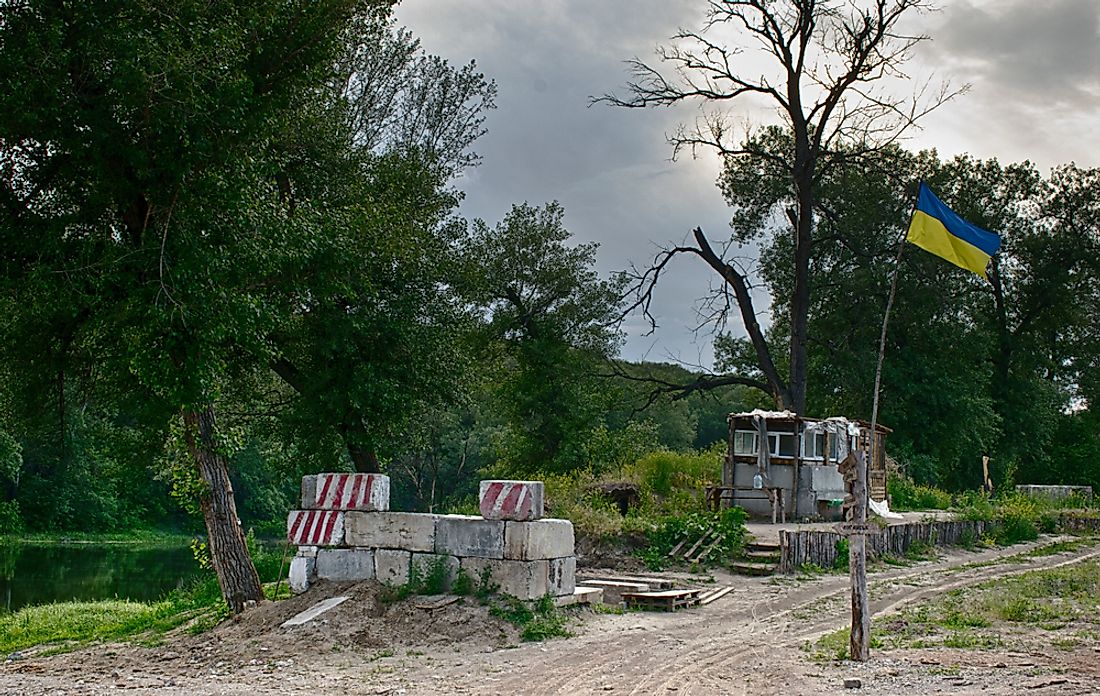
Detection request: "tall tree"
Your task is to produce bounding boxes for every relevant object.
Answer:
[263,14,495,472]
[601,0,955,414]
[462,202,626,474]
[0,0,385,612]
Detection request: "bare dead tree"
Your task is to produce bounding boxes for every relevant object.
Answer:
[598,0,961,414]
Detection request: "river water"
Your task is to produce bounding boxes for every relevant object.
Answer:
[0,542,202,612]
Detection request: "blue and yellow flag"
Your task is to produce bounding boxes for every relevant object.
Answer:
[906,182,1001,280]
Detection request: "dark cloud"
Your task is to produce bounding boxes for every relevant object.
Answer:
[396,1,750,365]
[396,0,1100,367]
[934,0,1100,107]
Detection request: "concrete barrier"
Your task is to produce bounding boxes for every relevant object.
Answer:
[345,511,437,552]
[289,554,316,593]
[548,557,576,596]
[504,519,574,560]
[374,549,412,585]
[480,480,544,521]
[287,510,345,546]
[302,473,390,511]
[461,557,548,598]
[287,475,575,599]
[435,515,505,559]
[316,548,374,582]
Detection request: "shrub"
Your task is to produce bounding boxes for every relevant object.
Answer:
[833,538,849,571]
[637,507,747,570]
[888,476,951,511]
[993,496,1040,545]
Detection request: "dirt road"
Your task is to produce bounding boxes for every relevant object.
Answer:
[3,537,1098,695]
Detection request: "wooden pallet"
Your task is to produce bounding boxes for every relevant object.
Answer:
[667,526,724,564]
[697,586,734,606]
[622,588,703,611]
[575,573,674,590]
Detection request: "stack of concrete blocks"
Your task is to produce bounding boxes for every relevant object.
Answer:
[287,475,576,601]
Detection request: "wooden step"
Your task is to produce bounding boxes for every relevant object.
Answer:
[729,561,776,577]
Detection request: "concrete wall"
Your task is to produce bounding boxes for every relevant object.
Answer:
[1016,485,1093,501]
[288,477,575,600]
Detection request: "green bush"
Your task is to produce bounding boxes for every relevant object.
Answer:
[0,501,23,534]
[993,496,1040,545]
[489,594,571,642]
[637,507,747,570]
[888,477,951,511]
[627,447,719,500]
[833,538,849,571]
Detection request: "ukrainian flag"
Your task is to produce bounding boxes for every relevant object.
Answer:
[906,182,1001,280]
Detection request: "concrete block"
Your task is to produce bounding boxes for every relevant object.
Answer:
[375,549,412,586]
[411,553,459,590]
[547,556,576,596]
[302,473,390,511]
[316,548,374,582]
[288,555,316,594]
[504,519,574,560]
[344,511,437,552]
[287,510,344,546]
[296,545,319,557]
[461,558,548,600]
[480,480,544,520]
[435,514,504,559]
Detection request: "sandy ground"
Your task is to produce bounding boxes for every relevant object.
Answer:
[2,537,1099,696]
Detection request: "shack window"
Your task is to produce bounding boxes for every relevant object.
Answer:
[733,431,757,455]
[767,432,797,457]
[804,432,827,459]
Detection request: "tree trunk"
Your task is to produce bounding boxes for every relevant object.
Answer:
[788,167,814,416]
[347,441,381,473]
[183,405,263,614]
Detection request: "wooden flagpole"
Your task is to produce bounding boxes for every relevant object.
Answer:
[849,185,917,662]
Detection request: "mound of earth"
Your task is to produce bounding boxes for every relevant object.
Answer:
[215,580,522,655]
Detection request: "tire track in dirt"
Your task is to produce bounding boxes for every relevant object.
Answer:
[478,538,1098,696]
[625,543,1100,696]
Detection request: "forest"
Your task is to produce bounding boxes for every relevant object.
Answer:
[0,1,1097,613]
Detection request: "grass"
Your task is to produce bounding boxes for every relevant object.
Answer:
[489,594,572,642]
[0,531,198,547]
[807,558,1100,662]
[0,573,230,654]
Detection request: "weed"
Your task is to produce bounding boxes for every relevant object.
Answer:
[638,507,747,571]
[833,538,849,572]
[489,594,572,642]
[451,568,474,596]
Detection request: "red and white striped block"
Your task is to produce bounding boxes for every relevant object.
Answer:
[302,473,390,511]
[479,480,544,521]
[287,509,345,546]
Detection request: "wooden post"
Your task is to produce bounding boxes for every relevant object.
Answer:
[848,449,870,662]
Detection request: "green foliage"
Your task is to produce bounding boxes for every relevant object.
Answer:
[638,508,747,571]
[489,594,572,642]
[451,568,474,596]
[0,573,227,654]
[888,476,952,511]
[629,447,720,500]
[0,501,23,535]
[832,538,849,571]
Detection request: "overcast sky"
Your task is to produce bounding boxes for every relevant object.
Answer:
[394,0,1100,369]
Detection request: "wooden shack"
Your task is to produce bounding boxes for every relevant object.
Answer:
[718,410,890,521]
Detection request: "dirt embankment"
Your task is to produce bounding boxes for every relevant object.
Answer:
[2,537,1099,695]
